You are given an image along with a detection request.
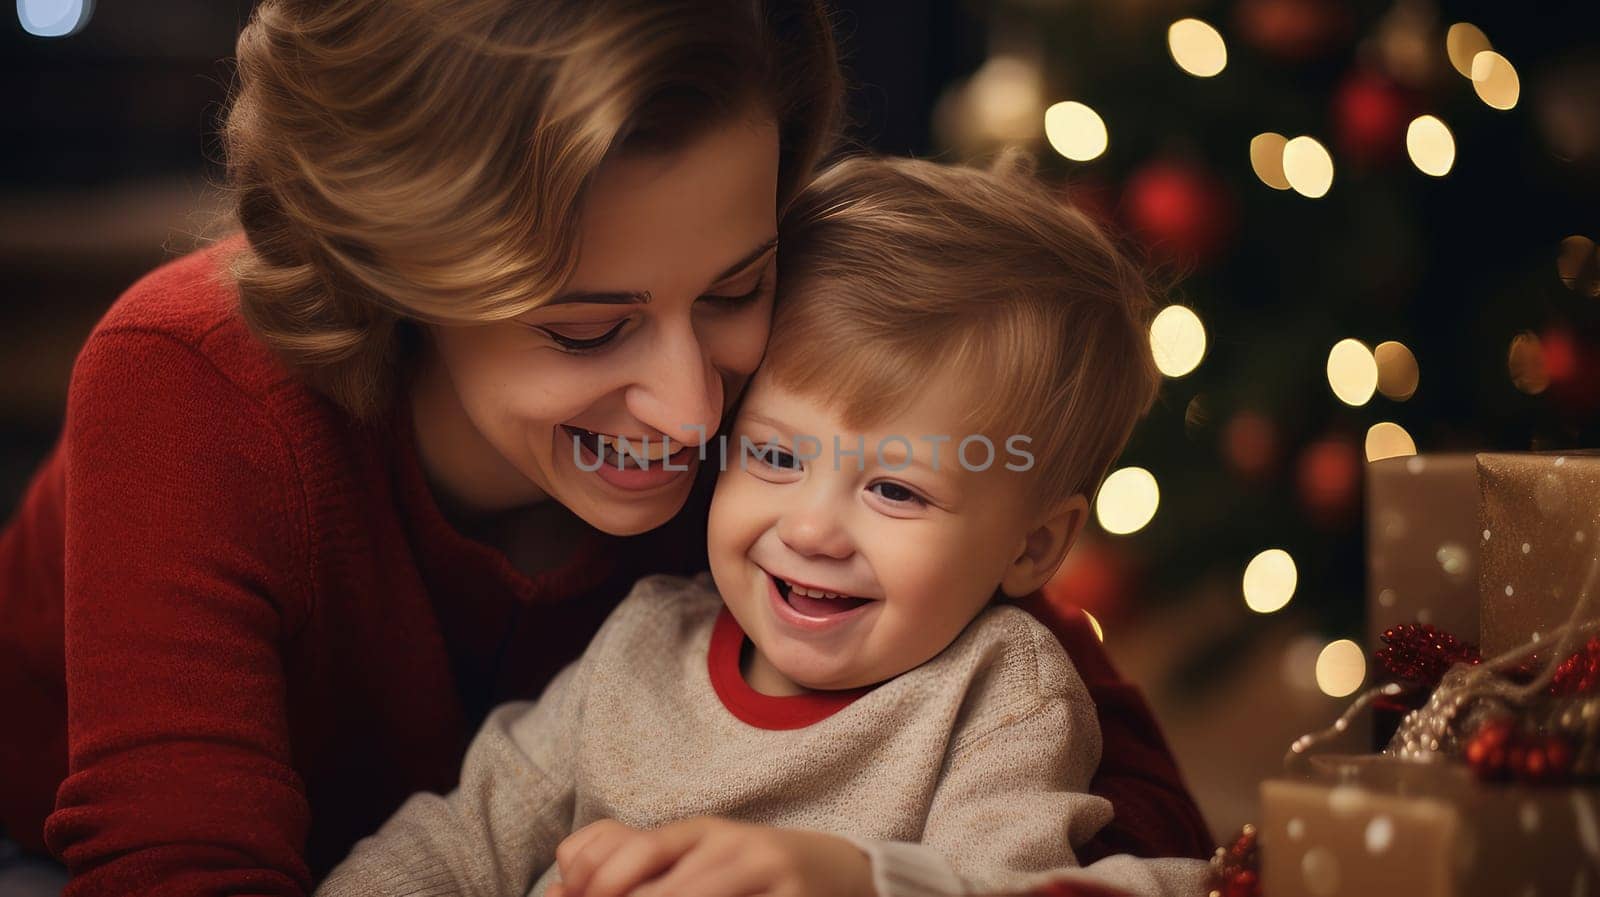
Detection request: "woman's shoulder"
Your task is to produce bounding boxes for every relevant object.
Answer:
[86,235,304,403]
[63,235,395,549]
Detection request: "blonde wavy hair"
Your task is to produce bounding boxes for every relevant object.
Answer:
[224,0,842,420]
[770,153,1163,510]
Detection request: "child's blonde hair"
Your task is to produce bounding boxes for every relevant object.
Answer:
[770,153,1162,510]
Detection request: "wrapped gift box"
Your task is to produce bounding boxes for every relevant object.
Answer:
[1366,454,1483,650]
[1477,451,1600,657]
[1261,756,1600,897]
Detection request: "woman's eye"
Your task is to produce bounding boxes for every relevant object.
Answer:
[871,481,926,507]
[536,320,626,352]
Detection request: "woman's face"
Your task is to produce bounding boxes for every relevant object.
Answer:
[425,116,781,536]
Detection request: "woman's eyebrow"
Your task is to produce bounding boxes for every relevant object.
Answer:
[544,236,779,307]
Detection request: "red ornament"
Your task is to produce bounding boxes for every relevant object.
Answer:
[1223,411,1279,481]
[1333,70,1413,164]
[1121,160,1235,266]
[1296,437,1360,523]
[1374,623,1481,687]
[1235,0,1351,61]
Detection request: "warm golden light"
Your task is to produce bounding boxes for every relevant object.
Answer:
[1168,18,1227,78]
[1249,132,1291,190]
[1445,23,1491,78]
[968,56,1046,143]
[1326,339,1378,406]
[1283,136,1334,198]
[1364,422,1418,462]
[1316,639,1366,697]
[1044,100,1109,162]
[1405,115,1455,177]
[1243,549,1298,614]
[1095,467,1159,535]
[1149,305,1207,378]
[1508,332,1550,395]
[1082,609,1105,642]
[1374,340,1419,400]
[1470,50,1520,110]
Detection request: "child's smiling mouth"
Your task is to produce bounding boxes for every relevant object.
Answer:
[768,571,874,617]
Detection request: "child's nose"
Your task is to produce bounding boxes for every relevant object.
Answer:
[775,504,853,560]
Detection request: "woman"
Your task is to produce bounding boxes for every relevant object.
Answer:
[0,2,1209,895]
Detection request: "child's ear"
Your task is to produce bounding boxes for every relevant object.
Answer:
[999,493,1089,598]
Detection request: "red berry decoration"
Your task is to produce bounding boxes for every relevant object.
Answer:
[1464,717,1579,785]
[1207,824,1261,897]
[1225,870,1259,897]
[1375,623,1482,687]
[1464,716,1513,780]
[1550,635,1600,696]
[1545,736,1576,779]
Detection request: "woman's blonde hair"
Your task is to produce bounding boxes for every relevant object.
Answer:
[769,153,1163,510]
[225,0,842,420]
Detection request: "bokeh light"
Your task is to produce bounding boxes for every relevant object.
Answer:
[967,56,1046,143]
[1364,422,1417,462]
[1405,115,1455,177]
[1168,18,1227,78]
[18,0,91,36]
[1282,636,1325,692]
[1326,339,1378,406]
[1445,23,1491,79]
[1374,340,1419,400]
[1243,549,1298,614]
[1316,639,1367,697]
[1095,467,1159,535]
[1282,136,1334,198]
[1249,132,1291,191]
[1149,305,1207,378]
[1044,101,1109,161]
[1470,51,1520,110]
[1082,609,1105,642]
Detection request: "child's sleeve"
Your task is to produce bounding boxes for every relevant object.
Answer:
[313,660,585,897]
[844,616,1209,897]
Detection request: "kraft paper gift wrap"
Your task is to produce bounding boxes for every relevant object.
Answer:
[1367,454,1483,650]
[1476,451,1600,658]
[1261,756,1600,897]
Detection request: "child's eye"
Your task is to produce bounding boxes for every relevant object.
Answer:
[870,481,927,506]
[747,444,801,471]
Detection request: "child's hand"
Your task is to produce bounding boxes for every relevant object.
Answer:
[549,816,875,897]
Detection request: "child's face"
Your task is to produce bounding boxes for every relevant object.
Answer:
[707,370,1046,692]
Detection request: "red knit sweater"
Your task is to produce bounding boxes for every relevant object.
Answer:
[0,240,1210,896]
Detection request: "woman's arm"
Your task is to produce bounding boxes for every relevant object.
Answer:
[43,329,317,896]
[1009,591,1214,862]
[316,687,580,897]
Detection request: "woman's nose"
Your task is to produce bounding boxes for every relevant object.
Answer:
[776,500,854,560]
[625,318,723,447]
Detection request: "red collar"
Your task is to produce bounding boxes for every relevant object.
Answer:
[706,608,872,730]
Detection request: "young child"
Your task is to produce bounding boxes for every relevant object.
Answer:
[315,155,1208,897]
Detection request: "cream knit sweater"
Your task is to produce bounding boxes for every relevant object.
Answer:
[315,573,1206,897]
